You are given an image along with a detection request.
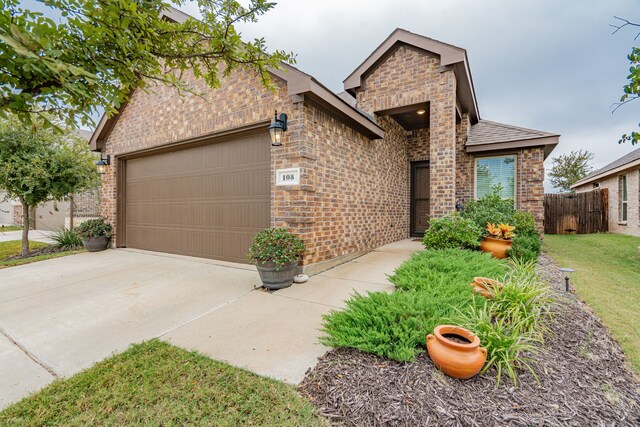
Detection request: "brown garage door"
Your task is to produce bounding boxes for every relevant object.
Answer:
[124,132,270,263]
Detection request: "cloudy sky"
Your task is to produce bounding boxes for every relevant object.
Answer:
[180,0,640,191]
[23,0,640,190]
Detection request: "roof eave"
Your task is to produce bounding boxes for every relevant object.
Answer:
[572,158,640,188]
[466,135,559,160]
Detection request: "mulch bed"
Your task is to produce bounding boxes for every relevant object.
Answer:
[4,245,82,261]
[299,254,640,426]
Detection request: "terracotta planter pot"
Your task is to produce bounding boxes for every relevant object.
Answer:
[426,325,487,380]
[480,236,512,259]
[469,276,503,298]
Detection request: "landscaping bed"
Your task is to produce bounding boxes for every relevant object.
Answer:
[300,254,640,425]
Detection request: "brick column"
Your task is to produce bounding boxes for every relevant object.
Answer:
[429,70,457,218]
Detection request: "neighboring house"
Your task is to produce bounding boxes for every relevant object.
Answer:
[572,147,640,236]
[90,12,559,270]
[0,189,12,226]
[10,129,101,231]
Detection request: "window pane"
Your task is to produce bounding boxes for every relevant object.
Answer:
[476,156,515,199]
[623,202,628,221]
[622,175,628,201]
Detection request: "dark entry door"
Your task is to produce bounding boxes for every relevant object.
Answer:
[411,161,430,236]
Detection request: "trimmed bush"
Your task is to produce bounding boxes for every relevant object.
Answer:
[422,213,482,250]
[321,249,506,361]
[507,234,541,263]
[513,211,539,237]
[390,249,506,292]
[462,190,516,235]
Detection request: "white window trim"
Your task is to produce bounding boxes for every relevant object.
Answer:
[619,174,628,223]
[473,154,517,204]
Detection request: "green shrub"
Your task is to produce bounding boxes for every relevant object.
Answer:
[512,211,539,237]
[507,234,541,263]
[462,188,516,234]
[321,289,478,362]
[453,302,541,386]
[390,249,506,292]
[451,259,554,386]
[52,228,83,250]
[247,227,305,270]
[321,249,507,361]
[422,213,482,250]
[76,218,112,239]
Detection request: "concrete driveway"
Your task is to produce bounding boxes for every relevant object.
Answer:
[0,240,421,409]
[0,229,55,244]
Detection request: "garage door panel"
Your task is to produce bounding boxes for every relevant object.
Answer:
[125,133,271,263]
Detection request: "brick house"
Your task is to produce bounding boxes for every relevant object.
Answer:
[572,147,640,236]
[90,14,559,272]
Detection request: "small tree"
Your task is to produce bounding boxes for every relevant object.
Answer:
[547,150,595,193]
[0,117,99,256]
[611,17,640,144]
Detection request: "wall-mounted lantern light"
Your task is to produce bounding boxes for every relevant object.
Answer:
[269,110,287,146]
[96,154,111,175]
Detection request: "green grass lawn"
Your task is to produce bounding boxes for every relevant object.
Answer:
[0,225,22,232]
[0,340,326,426]
[544,233,640,373]
[0,240,85,269]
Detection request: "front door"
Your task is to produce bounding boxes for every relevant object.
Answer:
[410,161,430,237]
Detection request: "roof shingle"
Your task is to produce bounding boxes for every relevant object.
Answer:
[573,146,640,187]
[467,120,558,146]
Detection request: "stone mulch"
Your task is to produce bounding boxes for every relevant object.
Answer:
[299,254,640,426]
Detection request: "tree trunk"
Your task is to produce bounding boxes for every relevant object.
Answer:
[69,195,74,229]
[21,200,30,257]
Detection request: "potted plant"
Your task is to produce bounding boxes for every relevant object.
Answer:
[480,223,515,259]
[76,218,112,252]
[469,277,503,298]
[426,325,487,379]
[248,227,305,290]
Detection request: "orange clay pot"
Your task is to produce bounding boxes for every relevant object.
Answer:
[469,277,503,298]
[480,236,512,259]
[426,325,487,380]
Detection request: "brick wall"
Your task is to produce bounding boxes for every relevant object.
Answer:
[355,44,458,218]
[575,167,640,236]
[73,188,101,217]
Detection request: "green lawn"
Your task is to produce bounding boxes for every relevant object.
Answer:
[0,240,84,269]
[0,341,325,426]
[0,225,22,232]
[544,233,640,373]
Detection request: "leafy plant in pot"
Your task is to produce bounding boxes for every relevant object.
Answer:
[76,218,112,252]
[480,223,515,259]
[248,227,305,290]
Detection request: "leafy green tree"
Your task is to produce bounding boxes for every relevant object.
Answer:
[547,149,594,193]
[611,17,640,144]
[0,116,100,256]
[0,0,294,128]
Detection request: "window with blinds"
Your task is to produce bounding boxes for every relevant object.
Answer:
[475,155,516,200]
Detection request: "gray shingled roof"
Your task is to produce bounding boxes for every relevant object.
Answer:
[467,120,558,146]
[573,146,640,187]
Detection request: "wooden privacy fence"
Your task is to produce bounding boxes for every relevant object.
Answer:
[544,189,608,234]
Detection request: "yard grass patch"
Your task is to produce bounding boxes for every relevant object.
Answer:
[0,225,22,232]
[0,240,85,269]
[321,249,506,361]
[544,233,640,373]
[0,340,326,426]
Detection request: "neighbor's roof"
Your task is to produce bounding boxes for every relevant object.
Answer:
[572,146,640,188]
[466,120,559,159]
[344,28,480,124]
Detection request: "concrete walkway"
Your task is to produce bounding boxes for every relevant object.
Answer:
[0,239,421,409]
[0,229,55,244]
